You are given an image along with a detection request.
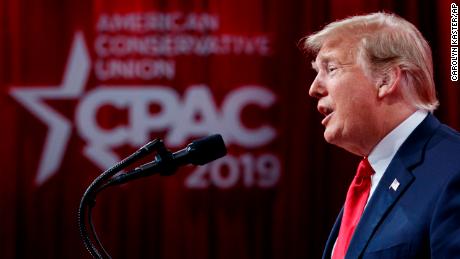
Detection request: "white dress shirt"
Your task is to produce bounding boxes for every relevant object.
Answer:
[331,109,428,257]
[366,110,428,204]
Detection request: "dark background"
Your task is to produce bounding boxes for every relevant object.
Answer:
[0,0,457,258]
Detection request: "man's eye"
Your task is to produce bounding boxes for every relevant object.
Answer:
[327,66,337,73]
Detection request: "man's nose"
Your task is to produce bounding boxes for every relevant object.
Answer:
[309,76,327,99]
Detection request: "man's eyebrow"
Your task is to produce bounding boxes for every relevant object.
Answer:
[311,56,333,71]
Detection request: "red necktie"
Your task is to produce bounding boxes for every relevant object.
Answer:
[332,158,374,259]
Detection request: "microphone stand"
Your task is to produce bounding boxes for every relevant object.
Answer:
[78,139,175,259]
[78,134,227,258]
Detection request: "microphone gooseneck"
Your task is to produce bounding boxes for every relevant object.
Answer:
[78,134,227,259]
[106,134,227,186]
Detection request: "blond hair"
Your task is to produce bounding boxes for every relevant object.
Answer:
[301,12,438,111]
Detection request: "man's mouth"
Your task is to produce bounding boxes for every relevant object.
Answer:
[321,111,334,125]
[318,105,334,126]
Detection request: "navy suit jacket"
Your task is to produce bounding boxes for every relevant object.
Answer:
[322,114,460,258]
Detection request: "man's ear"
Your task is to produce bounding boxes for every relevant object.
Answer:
[377,66,401,98]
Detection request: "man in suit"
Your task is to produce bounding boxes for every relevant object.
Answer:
[301,12,460,258]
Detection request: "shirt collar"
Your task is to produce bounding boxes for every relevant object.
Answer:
[367,110,428,197]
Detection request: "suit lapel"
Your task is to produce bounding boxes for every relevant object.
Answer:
[322,208,343,259]
[344,114,440,259]
[345,158,414,258]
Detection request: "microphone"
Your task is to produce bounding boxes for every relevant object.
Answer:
[107,134,227,186]
[170,134,227,166]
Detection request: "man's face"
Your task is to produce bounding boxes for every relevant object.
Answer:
[309,39,380,155]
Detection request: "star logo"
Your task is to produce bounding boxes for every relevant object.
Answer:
[10,32,90,185]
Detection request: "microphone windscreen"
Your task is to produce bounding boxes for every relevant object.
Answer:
[188,134,227,165]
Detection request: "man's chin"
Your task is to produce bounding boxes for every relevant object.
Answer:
[323,128,344,147]
[323,129,336,144]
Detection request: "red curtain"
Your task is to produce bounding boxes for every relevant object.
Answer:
[0,0,457,258]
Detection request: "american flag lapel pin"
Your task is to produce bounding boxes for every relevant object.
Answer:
[389,178,400,191]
